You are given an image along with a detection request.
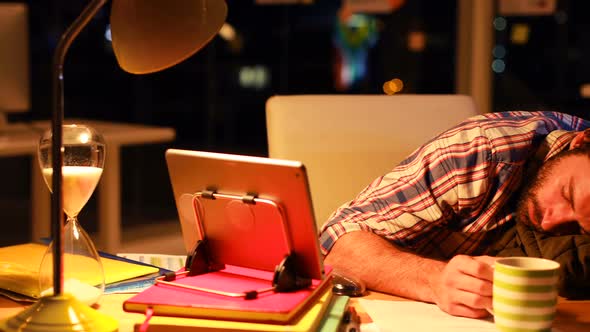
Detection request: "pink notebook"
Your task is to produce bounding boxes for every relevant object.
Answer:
[123,264,332,324]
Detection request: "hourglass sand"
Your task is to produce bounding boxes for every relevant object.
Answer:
[37,124,106,305]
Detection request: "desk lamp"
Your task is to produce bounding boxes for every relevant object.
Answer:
[2,1,227,331]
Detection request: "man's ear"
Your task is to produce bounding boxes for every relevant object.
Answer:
[569,130,590,150]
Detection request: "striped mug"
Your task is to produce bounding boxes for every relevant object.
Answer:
[493,257,560,332]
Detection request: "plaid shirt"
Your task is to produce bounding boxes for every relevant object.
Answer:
[319,111,590,259]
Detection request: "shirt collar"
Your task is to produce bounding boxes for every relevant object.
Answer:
[543,130,577,161]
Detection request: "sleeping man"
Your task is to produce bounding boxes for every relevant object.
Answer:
[319,111,590,317]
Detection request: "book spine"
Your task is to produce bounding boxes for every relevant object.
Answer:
[317,295,350,332]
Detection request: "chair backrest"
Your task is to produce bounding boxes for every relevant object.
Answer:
[265,94,479,229]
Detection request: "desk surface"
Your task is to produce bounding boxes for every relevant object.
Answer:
[1,291,590,331]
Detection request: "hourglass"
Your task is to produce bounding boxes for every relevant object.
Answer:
[37,124,106,305]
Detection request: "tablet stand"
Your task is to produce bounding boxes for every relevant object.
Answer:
[154,188,311,299]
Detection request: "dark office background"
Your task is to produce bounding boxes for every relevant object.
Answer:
[2,0,590,246]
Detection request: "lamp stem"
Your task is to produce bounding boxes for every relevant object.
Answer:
[51,0,108,296]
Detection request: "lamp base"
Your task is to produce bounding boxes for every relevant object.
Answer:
[0,294,118,332]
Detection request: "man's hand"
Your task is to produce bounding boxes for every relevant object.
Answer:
[430,255,496,318]
[324,231,497,318]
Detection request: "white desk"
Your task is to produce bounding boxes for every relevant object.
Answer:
[1,291,590,331]
[0,120,175,252]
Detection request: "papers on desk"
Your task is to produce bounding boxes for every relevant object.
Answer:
[358,299,496,331]
[116,253,186,272]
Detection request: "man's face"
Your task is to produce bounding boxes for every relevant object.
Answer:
[516,153,590,235]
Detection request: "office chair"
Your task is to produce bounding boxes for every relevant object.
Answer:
[265,94,479,229]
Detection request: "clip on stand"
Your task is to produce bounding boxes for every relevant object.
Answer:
[155,189,311,299]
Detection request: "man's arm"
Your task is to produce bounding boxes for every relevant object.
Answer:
[325,231,495,318]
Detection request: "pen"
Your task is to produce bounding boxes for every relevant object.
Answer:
[339,305,361,332]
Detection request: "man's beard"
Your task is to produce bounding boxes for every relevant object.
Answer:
[514,158,547,232]
[515,183,544,232]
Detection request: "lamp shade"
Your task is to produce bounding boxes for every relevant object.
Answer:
[110,0,228,74]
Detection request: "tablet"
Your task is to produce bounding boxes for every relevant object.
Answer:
[165,149,325,280]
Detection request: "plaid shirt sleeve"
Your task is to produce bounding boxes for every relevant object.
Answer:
[318,111,590,256]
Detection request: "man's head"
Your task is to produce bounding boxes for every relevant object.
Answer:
[516,130,590,235]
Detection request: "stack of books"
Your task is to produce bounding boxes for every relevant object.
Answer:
[128,288,350,331]
[0,243,167,302]
[122,264,350,332]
